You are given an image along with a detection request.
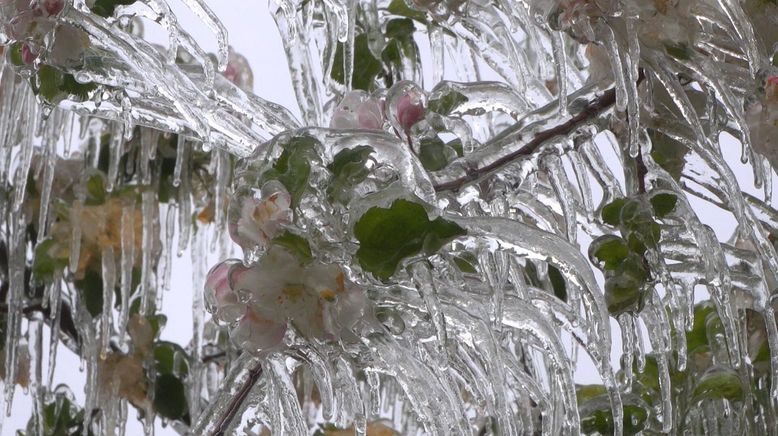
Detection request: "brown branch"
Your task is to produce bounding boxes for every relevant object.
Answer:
[434,73,645,192]
[210,362,264,436]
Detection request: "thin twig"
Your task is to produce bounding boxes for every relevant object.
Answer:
[210,362,264,436]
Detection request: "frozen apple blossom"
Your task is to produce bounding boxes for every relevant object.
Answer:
[228,180,292,254]
[747,75,778,169]
[2,0,90,67]
[330,90,384,130]
[222,47,253,91]
[204,247,367,353]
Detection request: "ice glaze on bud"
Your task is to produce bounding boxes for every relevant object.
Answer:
[330,90,384,130]
[386,81,427,133]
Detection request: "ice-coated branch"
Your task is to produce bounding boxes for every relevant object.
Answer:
[433,72,646,192]
[209,362,263,436]
[432,85,618,192]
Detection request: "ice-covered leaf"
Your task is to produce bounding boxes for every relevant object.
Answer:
[272,231,313,264]
[692,367,744,402]
[428,91,469,116]
[354,199,466,280]
[332,35,383,91]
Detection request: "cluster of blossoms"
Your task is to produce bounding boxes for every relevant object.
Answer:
[205,181,367,353]
[747,76,778,168]
[1,0,90,67]
[547,0,699,53]
[330,80,427,137]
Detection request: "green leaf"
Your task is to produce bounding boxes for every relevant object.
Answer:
[37,65,63,103]
[381,21,420,83]
[548,265,567,302]
[575,384,607,403]
[650,193,678,218]
[154,341,190,376]
[263,136,319,206]
[59,74,97,102]
[32,239,67,285]
[604,253,649,316]
[453,252,478,274]
[153,374,188,420]
[448,139,464,157]
[589,235,630,270]
[692,367,744,403]
[580,403,648,435]
[90,0,137,17]
[664,41,693,60]
[601,198,626,226]
[9,42,25,67]
[387,0,428,22]
[649,129,688,180]
[272,231,313,264]
[418,137,456,171]
[331,34,383,91]
[74,269,104,318]
[385,18,415,38]
[686,302,717,353]
[327,146,373,203]
[354,199,466,280]
[428,91,469,116]
[85,173,107,205]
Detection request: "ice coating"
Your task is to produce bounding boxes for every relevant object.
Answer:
[2,0,778,434]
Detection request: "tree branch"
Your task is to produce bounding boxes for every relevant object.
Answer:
[210,362,264,436]
[434,74,645,192]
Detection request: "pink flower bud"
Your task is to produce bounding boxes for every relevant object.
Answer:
[386,81,427,132]
[330,90,384,130]
[21,43,36,65]
[40,0,64,17]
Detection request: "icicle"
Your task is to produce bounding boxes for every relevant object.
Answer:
[624,18,641,158]
[410,263,449,368]
[177,0,229,70]
[429,25,445,85]
[299,347,336,420]
[162,204,176,290]
[46,279,62,389]
[100,245,116,358]
[271,0,323,126]
[211,150,229,249]
[173,134,187,188]
[567,150,594,221]
[618,314,635,389]
[36,121,58,243]
[343,0,356,91]
[118,198,136,344]
[28,318,44,436]
[189,230,206,418]
[68,199,84,275]
[543,154,578,245]
[177,145,193,256]
[549,31,568,116]
[267,355,308,435]
[106,122,124,192]
[139,190,156,316]
[366,370,381,417]
[12,92,37,211]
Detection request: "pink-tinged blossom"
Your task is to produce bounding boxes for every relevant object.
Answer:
[386,81,427,133]
[222,47,253,91]
[747,76,778,169]
[330,90,384,130]
[2,0,89,68]
[206,247,368,353]
[228,180,292,252]
[39,0,64,17]
[204,260,247,323]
